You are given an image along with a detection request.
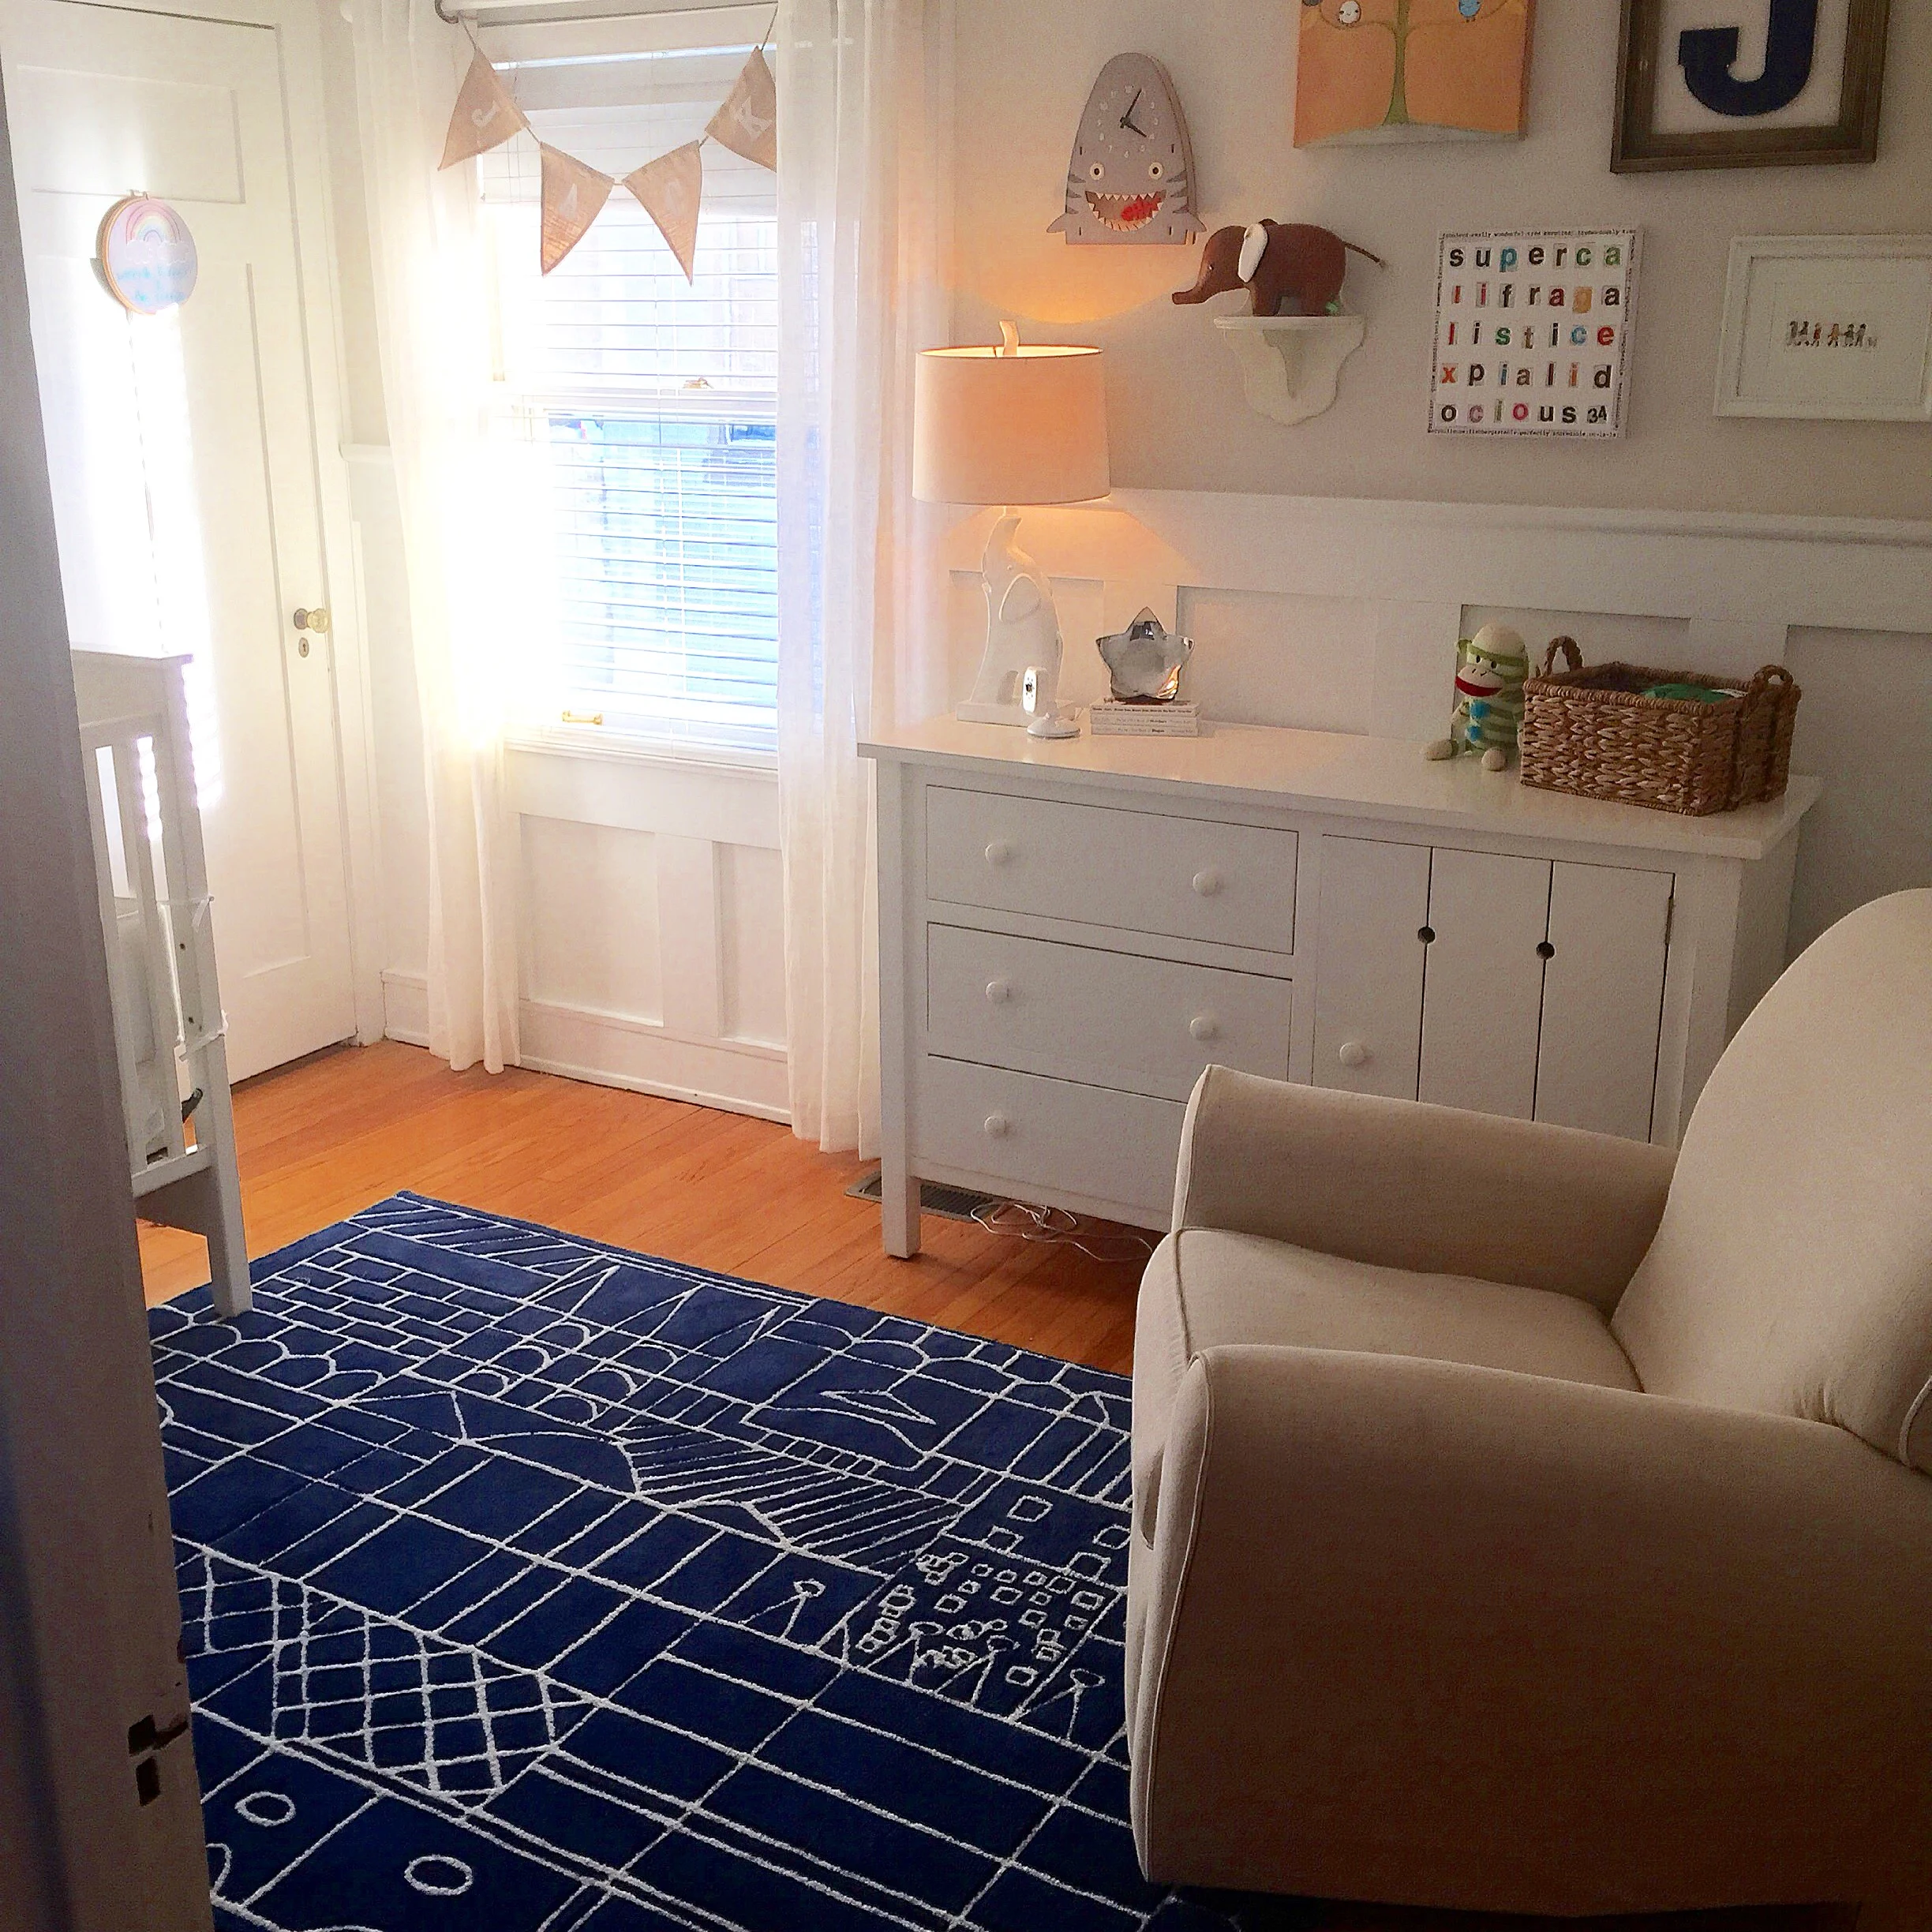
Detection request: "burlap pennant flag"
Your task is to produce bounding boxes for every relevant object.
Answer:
[540,144,614,275]
[705,47,777,172]
[623,143,703,283]
[440,43,527,169]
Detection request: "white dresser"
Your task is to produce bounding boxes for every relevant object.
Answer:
[862,718,1820,1258]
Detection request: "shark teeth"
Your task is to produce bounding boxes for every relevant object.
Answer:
[1084,189,1166,230]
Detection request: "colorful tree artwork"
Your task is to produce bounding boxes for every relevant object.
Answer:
[1294,0,1537,147]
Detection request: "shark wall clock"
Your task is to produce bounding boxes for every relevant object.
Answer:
[1050,54,1203,245]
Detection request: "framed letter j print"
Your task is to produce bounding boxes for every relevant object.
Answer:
[1613,0,1891,173]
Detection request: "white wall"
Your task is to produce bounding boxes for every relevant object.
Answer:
[324,0,1932,1114]
[953,0,1932,519]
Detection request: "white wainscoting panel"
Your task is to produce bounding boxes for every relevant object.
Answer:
[947,491,1932,990]
[509,742,787,1119]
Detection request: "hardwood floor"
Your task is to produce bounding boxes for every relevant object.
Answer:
[138,1039,1149,1373]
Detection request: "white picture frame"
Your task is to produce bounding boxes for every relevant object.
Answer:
[1428,230,1640,440]
[1714,235,1932,421]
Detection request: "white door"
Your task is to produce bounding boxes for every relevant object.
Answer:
[1536,861,1673,1141]
[6,6,356,1078]
[1418,848,1551,1121]
[1312,835,1432,1101]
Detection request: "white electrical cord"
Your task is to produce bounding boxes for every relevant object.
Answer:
[969,1197,1156,1266]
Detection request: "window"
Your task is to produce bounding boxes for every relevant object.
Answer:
[481,30,778,754]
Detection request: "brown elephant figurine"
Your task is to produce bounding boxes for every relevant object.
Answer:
[1173,221,1383,317]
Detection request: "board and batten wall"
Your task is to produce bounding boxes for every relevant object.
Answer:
[324,0,1932,1117]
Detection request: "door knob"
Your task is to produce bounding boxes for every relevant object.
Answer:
[1192,869,1222,897]
[983,1111,1011,1139]
[1339,1040,1369,1069]
[293,607,330,633]
[1189,1015,1218,1042]
[985,840,1013,867]
[985,979,1012,1005]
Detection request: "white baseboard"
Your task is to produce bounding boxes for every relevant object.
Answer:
[378,969,790,1124]
[381,968,430,1047]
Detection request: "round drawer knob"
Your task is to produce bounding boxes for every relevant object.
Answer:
[983,1111,1011,1139]
[985,978,1012,1005]
[1339,1041,1369,1069]
[1192,869,1223,897]
[1189,1015,1218,1042]
[985,840,1013,867]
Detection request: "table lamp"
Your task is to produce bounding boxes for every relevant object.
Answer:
[913,323,1110,735]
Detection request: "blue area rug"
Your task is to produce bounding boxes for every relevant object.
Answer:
[151,1193,1241,1932]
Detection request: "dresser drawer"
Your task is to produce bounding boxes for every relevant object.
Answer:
[914,1056,1184,1224]
[927,925,1290,1103]
[926,786,1297,953]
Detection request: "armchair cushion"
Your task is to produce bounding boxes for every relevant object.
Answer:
[1174,1065,1676,1312]
[1133,1229,1638,1517]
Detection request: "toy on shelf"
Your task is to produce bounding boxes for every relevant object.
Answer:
[1174,220,1382,317]
[1424,622,1530,770]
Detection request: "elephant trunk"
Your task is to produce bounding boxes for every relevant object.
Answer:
[1172,225,1246,306]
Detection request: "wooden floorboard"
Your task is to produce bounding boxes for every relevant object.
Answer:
[137,1039,1151,1373]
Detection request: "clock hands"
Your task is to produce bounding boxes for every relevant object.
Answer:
[1118,87,1147,135]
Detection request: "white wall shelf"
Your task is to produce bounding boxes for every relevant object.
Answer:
[1213,314,1366,426]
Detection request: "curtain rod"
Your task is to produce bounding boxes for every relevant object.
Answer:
[436,0,767,29]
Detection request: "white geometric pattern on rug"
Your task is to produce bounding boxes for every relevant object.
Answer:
[151,1193,1250,1932]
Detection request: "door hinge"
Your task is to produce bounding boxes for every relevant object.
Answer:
[1664,893,1676,950]
[128,1711,190,1807]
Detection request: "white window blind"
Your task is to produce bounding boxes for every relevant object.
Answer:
[480,32,777,754]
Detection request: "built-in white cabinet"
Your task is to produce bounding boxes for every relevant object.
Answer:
[863,718,1818,1257]
[1313,837,1672,1142]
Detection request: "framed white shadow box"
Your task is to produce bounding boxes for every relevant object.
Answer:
[1715,235,1932,421]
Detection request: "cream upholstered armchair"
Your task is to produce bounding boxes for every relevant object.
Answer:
[1127,889,1932,1926]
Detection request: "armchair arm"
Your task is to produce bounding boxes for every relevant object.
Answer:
[1172,1065,1676,1309]
[1131,1345,1932,1916]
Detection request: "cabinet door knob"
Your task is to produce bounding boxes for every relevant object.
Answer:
[983,1111,1011,1139]
[1189,1015,1218,1042]
[1192,869,1222,897]
[985,840,1013,867]
[1339,1040,1369,1069]
[985,978,1012,1005]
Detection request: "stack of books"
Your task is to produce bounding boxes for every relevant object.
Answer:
[1089,699,1200,738]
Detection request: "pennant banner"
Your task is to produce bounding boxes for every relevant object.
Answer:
[623,143,703,283]
[440,43,527,169]
[706,47,778,172]
[443,41,776,277]
[540,144,614,275]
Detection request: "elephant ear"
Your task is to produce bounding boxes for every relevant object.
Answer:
[998,576,1043,623]
[1237,223,1269,283]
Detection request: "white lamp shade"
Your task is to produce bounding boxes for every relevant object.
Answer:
[912,343,1110,507]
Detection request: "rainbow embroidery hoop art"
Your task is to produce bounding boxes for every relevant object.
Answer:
[98,196,198,315]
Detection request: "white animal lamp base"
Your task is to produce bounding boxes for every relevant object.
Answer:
[957,512,1065,728]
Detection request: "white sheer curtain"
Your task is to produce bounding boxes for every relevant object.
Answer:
[350,2,522,1073]
[776,0,953,1155]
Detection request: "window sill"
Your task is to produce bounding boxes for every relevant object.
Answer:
[505,722,778,779]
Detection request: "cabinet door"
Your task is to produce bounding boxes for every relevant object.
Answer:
[1535,863,1672,1141]
[1313,837,1431,1100]
[1418,849,1552,1120]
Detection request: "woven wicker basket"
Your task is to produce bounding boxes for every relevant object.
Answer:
[1518,638,1799,817]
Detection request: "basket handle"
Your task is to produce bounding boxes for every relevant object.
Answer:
[1541,636,1583,676]
[1745,663,1794,696]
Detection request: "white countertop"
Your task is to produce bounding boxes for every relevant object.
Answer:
[860,716,1821,862]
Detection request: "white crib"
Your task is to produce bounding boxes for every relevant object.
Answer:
[71,650,249,1317]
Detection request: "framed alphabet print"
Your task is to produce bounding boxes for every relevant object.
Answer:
[1429,230,1640,440]
[1612,0,1891,173]
[1715,234,1932,420]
